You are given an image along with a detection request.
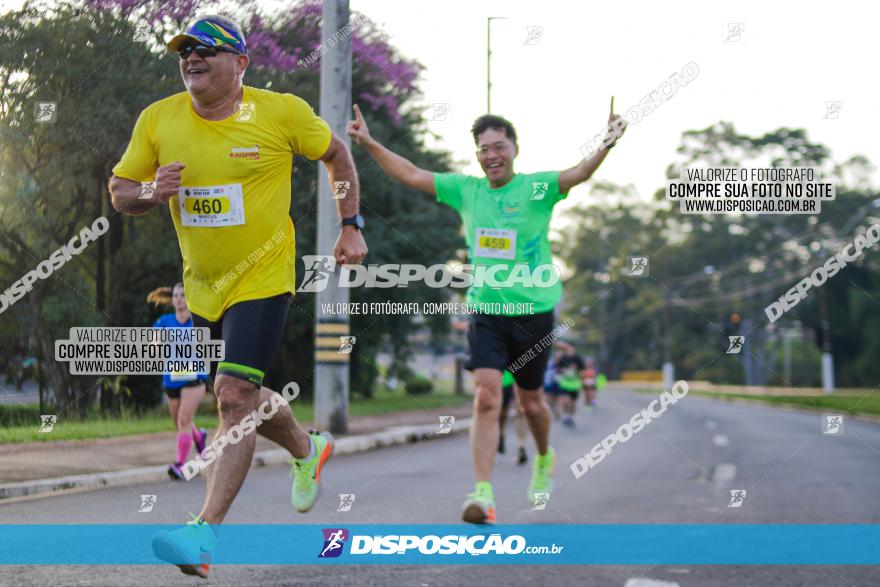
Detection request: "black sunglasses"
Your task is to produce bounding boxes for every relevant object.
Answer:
[177,43,240,60]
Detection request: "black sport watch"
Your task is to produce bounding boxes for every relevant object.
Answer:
[340,214,365,230]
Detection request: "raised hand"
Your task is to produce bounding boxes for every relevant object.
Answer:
[346,104,373,147]
[605,96,627,148]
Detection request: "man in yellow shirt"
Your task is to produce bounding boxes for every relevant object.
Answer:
[109,15,367,578]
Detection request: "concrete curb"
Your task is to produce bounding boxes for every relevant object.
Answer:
[0,418,472,502]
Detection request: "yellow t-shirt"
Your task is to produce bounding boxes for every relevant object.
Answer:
[112,85,331,321]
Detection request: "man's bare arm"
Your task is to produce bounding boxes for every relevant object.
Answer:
[320,134,361,220]
[319,134,368,265]
[558,98,627,195]
[558,147,614,196]
[346,104,435,195]
[108,176,154,216]
[109,161,185,215]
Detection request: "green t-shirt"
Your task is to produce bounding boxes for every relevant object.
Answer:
[557,368,582,391]
[502,370,515,387]
[434,171,565,316]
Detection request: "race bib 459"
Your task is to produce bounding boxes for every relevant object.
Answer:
[475,227,516,260]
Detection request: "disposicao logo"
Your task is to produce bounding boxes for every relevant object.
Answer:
[319,528,348,558]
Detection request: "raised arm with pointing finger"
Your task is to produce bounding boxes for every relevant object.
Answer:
[346,99,627,526]
[558,97,627,194]
[346,104,436,195]
[348,100,625,196]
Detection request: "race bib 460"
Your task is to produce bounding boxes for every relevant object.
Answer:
[178,184,245,227]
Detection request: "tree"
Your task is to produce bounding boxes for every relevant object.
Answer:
[0,0,462,418]
[0,3,180,415]
[559,122,879,387]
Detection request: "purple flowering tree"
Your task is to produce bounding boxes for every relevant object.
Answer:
[81,0,463,399]
[86,0,421,125]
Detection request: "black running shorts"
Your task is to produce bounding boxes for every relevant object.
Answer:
[164,381,204,400]
[191,293,290,387]
[465,311,555,391]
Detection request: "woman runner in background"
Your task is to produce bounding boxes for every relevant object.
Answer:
[582,356,599,412]
[148,283,209,480]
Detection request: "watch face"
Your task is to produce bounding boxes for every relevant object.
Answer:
[355,215,365,229]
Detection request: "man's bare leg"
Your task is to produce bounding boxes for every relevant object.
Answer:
[515,404,529,449]
[559,393,574,416]
[198,374,261,526]
[254,386,311,459]
[517,386,551,455]
[498,400,509,438]
[471,368,503,482]
[498,394,510,453]
[200,386,312,516]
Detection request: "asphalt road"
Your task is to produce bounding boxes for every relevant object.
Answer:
[1,389,877,586]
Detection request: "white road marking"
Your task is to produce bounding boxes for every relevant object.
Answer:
[713,462,737,483]
[712,434,730,447]
[624,579,681,587]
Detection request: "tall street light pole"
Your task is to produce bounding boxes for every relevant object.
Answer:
[314,0,352,432]
[487,17,508,113]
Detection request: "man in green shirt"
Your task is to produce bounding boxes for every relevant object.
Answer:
[347,103,625,523]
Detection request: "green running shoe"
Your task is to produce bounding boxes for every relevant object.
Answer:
[462,481,497,524]
[528,446,556,507]
[152,513,216,578]
[290,430,334,513]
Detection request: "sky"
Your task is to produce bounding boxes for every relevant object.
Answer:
[349,0,879,221]
[2,0,875,214]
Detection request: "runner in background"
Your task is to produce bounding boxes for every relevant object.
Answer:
[498,370,528,465]
[582,356,599,412]
[543,350,562,421]
[148,283,209,481]
[555,346,585,428]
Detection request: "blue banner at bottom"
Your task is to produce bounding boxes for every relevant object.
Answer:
[0,525,877,565]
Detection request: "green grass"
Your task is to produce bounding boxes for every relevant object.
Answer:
[0,414,220,444]
[0,387,471,444]
[698,392,880,417]
[349,390,470,417]
[630,388,880,417]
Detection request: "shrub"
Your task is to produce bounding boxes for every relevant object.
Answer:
[0,404,41,427]
[405,376,433,396]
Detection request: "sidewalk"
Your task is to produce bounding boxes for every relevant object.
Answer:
[608,380,870,396]
[0,404,473,486]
